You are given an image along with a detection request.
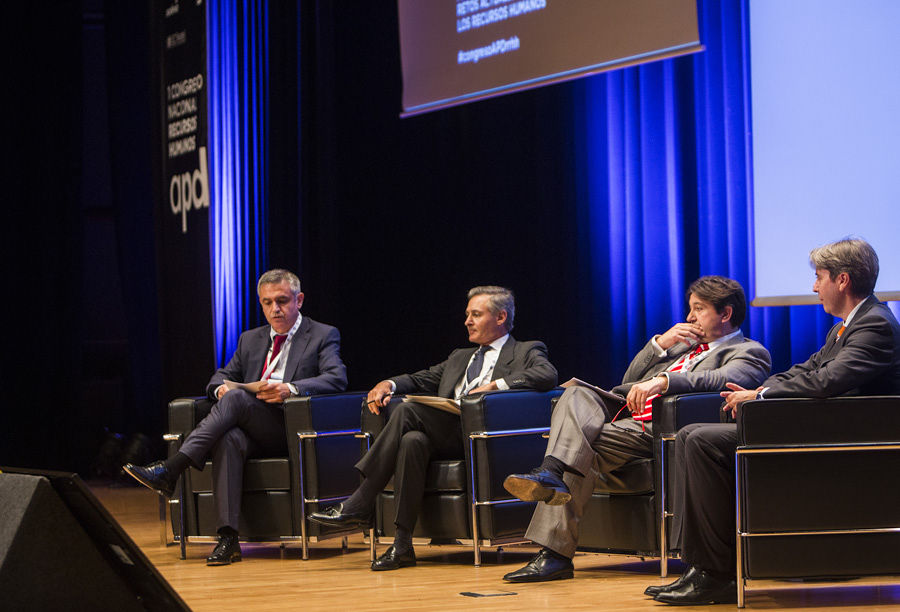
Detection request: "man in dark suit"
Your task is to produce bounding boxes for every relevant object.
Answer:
[124,269,347,565]
[651,239,900,605]
[309,285,558,570]
[501,276,771,583]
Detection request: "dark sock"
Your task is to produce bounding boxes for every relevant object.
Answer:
[540,455,581,478]
[393,525,413,553]
[163,452,191,476]
[217,525,238,538]
[340,477,380,515]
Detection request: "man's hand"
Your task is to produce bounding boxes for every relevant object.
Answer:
[720,382,762,419]
[215,384,228,400]
[656,322,704,350]
[366,380,394,415]
[626,376,668,415]
[469,381,499,394]
[256,381,291,404]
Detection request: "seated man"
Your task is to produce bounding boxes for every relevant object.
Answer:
[124,269,347,565]
[502,276,771,583]
[309,286,558,571]
[651,238,900,605]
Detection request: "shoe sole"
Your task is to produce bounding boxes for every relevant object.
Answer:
[123,465,174,498]
[307,515,370,529]
[503,475,571,505]
[207,554,242,566]
[371,560,416,571]
[653,591,737,605]
[503,568,574,583]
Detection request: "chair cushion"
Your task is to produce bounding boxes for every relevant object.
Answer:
[384,459,466,492]
[593,457,654,495]
[191,458,290,493]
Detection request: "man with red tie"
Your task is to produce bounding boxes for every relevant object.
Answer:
[651,239,900,605]
[124,269,347,565]
[502,276,771,583]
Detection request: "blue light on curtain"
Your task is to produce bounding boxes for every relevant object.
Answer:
[574,0,837,375]
[207,0,269,366]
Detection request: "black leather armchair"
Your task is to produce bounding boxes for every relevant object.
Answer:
[735,396,900,607]
[162,391,366,559]
[363,389,563,566]
[574,391,724,576]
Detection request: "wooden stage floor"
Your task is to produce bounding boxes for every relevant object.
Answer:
[93,482,900,611]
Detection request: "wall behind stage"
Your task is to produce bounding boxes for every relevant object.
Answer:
[293,2,597,389]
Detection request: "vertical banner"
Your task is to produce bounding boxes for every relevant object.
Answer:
[157,0,214,397]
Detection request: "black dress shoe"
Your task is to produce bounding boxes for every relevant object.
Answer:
[123,461,176,498]
[654,567,736,605]
[206,532,242,566]
[371,545,416,571]
[503,469,571,505]
[502,548,574,582]
[644,566,700,597]
[307,503,371,528]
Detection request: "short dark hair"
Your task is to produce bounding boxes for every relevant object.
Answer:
[809,238,879,297]
[687,276,747,328]
[257,269,301,295]
[467,285,515,331]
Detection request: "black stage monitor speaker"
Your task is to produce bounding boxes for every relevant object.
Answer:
[0,466,190,611]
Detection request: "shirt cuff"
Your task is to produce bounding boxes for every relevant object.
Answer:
[494,378,510,391]
[287,383,299,396]
[757,387,769,399]
[215,384,227,399]
[657,373,671,393]
[388,380,397,393]
[650,335,668,357]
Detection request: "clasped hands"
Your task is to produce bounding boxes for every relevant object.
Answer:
[217,381,292,404]
[720,382,763,419]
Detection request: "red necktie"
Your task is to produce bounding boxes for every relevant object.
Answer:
[635,343,710,421]
[262,334,287,379]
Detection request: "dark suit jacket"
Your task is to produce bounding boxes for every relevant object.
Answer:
[613,331,772,396]
[763,295,900,397]
[206,316,348,399]
[390,336,558,398]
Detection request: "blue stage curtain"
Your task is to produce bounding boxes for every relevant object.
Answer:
[574,0,837,376]
[207,0,269,366]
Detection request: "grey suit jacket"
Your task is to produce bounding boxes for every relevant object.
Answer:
[206,316,348,400]
[764,295,900,398]
[612,331,772,397]
[390,336,558,399]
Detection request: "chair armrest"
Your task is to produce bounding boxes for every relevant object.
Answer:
[167,396,212,440]
[460,388,563,435]
[283,392,368,436]
[737,396,900,446]
[652,392,724,438]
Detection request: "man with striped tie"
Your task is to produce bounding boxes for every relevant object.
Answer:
[502,276,771,583]
[651,239,900,605]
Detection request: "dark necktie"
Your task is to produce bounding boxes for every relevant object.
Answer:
[262,334,288,379]
[466,345,490,384]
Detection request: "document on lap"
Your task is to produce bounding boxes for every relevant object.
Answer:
[223,379,277,393]
[403,395,461,415]
[561,377,626,411]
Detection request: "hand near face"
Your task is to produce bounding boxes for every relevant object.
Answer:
[720,382,761,419]
[366,380,394,415]
[256,381,291,404]
[656,322,704,350]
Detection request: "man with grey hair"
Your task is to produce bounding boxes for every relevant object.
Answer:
[651,238,900,605]
[309,285,558,570]
[125,269,347,565]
